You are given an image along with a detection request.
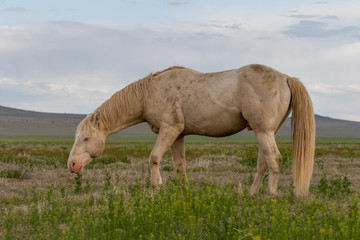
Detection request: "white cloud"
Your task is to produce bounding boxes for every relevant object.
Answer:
[3,7,30,12]
[282,20,360,38]
[0,77,19,85]
[325,42,360,60]
[342,114,360,122]
[167,1,188,7]
[294,1,360,20]
[308,83,360,95]
[0,77,33,86]
[0,26,29,51]
[308,83,344,94]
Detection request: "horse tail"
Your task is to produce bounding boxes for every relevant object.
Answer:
[287,77,315,197]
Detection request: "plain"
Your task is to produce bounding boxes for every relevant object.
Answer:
[1,105,360,239]
[1,136,360,239]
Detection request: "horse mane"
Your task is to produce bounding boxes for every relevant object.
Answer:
[91,66,185,130]
[92,77,152,129]
[150,66,185,77]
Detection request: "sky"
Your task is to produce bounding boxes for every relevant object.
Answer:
[0,0,360,121]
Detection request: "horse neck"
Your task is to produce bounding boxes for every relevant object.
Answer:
[97,86,145,137]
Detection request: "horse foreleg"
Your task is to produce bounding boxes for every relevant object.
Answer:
[171,136,187,178]
[255,132,282,196]
[149,126,182,190]
[250,148,268,195]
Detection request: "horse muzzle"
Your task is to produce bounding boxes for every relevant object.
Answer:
[68,159,83,173]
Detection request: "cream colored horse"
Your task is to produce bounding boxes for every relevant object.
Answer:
[68,64,315,196]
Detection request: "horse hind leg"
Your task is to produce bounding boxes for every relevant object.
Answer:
[171,136,187,178]
[255,131,282,196]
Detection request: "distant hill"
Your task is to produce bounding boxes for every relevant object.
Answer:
[277,114,360,138]
[0,105,153,138]
[0,105,85,136]
[0,105,359,139]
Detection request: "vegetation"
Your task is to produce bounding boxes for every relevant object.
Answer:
[1,138,360,239]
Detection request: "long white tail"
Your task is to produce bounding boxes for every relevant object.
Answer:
[287,77,315,197]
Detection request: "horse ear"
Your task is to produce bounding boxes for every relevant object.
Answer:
[90,112,101,127]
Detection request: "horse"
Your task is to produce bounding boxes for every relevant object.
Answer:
[67,64,315,196]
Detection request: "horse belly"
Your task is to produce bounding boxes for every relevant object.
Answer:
[183,110,247,137]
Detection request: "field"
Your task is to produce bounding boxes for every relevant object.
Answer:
[1,136,360,239]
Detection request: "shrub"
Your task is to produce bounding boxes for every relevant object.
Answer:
[0,167,30,179]
[239,145,258,167]
[74,173,83,193]
[315,170,352,197]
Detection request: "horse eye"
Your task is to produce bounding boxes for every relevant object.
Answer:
[84,137,90,142]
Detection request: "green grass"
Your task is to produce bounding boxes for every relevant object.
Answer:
[1,176,360,239]
[1,137,360,239]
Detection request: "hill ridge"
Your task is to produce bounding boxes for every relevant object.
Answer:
[0,105,359,138]
[0,105,85,118]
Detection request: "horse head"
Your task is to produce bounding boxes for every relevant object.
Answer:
[68,112,106,173]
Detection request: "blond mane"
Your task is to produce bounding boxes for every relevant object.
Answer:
[91,66,184,130]
[93,66,184,128]
[91,78,149,129]
[150,66,185,77]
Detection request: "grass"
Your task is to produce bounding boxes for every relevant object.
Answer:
[1,137,360,239]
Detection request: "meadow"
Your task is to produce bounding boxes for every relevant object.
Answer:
[1,136,360,239]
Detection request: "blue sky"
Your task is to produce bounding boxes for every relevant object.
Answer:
[1,0,360,121]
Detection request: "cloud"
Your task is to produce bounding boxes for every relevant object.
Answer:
[0,75,115,113]
[315,1,329,4]
[324,42,360,60]
[287,14,338,20]
[0,77,19,85]
[3,7,29,12]
[0,22,237,112]
[310,89,360,122]
[0,21,263,113]
[200,22,241,30]
[282,20,360,38]
[167,1,189,7]
[308,83,358,95]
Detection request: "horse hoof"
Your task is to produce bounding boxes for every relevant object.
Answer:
[266,189,279,197]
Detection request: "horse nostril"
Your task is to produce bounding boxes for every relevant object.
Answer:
[69,160,77,172]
